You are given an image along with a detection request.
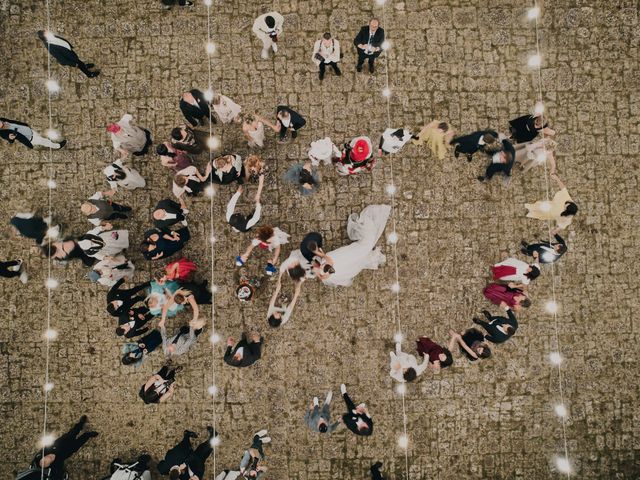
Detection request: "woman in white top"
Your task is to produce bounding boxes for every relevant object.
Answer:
[515,137,557,174]
[236,225,290,275]
[491,257,540,288]
[89,255,135,287]
[103,159,146,191]
[307,137,340,166]
[241,113,271,148]
[525,174,578,234]
[312,32,341,81]
[389,342,429,383]
[77,223,129,260]
[212,93,242,124]
[379,128,414,155]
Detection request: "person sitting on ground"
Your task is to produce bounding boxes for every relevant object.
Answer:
[448,328,492,362]
[389,341,429,383]
[472,305,518,344]
[224,333,263,368]
[520,233,567,264]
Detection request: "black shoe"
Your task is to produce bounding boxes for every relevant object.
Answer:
[86,431,99,438]
[79,415,88,427]
[207,426,218,438]
[520,247,528,255]
[477,175,485,182]
[521,240,528,248]
[454,146,460,158]
[472,317,480,325]
[369,64,375,73]
[482,310,492,320]
[467,154,473,162]
[87,71,100,78]
[319,72,324,81]
[356,65,363,72]
[185,430,198,438]
[334,67,342,76]
[291,130,298,139]
[86,63,95,68]
[59,139,67,149]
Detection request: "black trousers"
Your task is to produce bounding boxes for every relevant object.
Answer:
[319,62,341,76]
[279,126,300,140]
[357,50,381,68]
[484,163,509,180]
[0,260,21,278]
[158,432,192,474]
[54,418,93,460]
[187,439,213,478]
[371,463,386,480]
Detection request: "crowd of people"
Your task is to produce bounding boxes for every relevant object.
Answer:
[2,6,577,480]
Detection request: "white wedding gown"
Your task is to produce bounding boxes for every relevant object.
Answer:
[323,204,391,287]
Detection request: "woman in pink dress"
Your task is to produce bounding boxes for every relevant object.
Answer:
[483,283,531,311]
[162,258,197,282]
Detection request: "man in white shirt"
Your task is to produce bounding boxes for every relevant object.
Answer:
[252,12,284,59]
[312,32,342,80]
[389,342,429,382]
[226,185,262,233]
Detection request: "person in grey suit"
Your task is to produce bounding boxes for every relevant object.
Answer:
[304,391,341,434]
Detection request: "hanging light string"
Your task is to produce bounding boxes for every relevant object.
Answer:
[375,0,410,477]
[202,0,222,473]
[526,4,572,477]
[38,0,62,476]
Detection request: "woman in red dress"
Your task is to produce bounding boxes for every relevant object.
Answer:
[162,257,197,282]
[483,283,531,311]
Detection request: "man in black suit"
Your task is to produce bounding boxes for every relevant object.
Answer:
[340,384,373,436]
[353,19,385,73]
[116,306,153,338]
[180,89,214,127]
[275,105,306,142]
[449,129,499,162]
[473,308,518,343]
[477,138,516,184]
[37,30,100,78]
[224,333,263,367]
[152,198,188,229]
[0,117,66,149]
[106,278,150,317]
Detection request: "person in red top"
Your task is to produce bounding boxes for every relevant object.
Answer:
[416,336,453,373]
[483,283,531,311]
[161,258,197,282]
[334,136,376,175]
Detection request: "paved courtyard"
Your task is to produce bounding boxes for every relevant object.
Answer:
[1,0,639,479]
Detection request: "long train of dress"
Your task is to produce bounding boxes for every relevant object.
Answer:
[323,204,391,287]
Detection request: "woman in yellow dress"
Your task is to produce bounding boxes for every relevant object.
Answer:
[525,174,578,234]
[412,120,455,160]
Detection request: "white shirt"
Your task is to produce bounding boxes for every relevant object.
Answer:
[380,128,412,154]
[225,190,262,232]
[46,33,72,50]
[308,137,340,165]
[312,39,341,64]
[389,343,428,382]
[252,12,284,38]
[492,257,537,285]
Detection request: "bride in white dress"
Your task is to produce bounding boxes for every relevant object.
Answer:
[322,204,391,287]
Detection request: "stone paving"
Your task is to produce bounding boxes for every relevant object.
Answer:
[0,0,639,479]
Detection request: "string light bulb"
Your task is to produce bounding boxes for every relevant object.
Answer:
[207,136,220,150]
[528,54,542,68]
[381,40,391,51]
[44,30,56,42]
[47,179,57,189]
[43,382,54,392]
[40,434,55,448]
[398,434,409,449]
[391,282,401,293]
[207,385,218,396]
[209,284,219,294]
[204,89,214,102]
[44,329,58,340]
[545,301,558,314]
[209,333,221,345]
[387,231,399,244]
[205,185,215,197]
[45,79,60,93]
[206,42,216,55]
[209,235,217,244]
[382,87,392,98]
[527,6,541,19]
[375,0,387,5]
[210,436,221,447]
[385,184,397,196]
[394,332,403,343]
[395,383,406,395]
[554,404,568,418]
[46,129,60,141]
[536,151,547,164]
[555,456,571,474]
[534,101,545,116]
[45,278,59,289]
[539,201,551,212]
[203,0,212,5]
[549,352,563,365]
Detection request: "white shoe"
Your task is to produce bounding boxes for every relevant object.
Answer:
[313,397,319,407]
[260,436,271,444]
[272,43,278,53]
[325,391,333,404]
[255,429,268,437]
[261,49,269,59]
[340,384,347,395]
[19,271,28,284]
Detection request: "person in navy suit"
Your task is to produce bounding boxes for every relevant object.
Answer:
[37,30,100,77]
[353,19,385,73]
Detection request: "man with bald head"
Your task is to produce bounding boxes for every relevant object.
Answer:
[353,18,385,73]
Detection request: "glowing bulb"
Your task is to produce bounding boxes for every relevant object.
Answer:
[210,436,221,447]
[45,278,59,289]
[207,385,218,396]
[43,382,54,392]
[203,0,212,5]
[534,101,545,116]
[395,383,406,395]
[391,282,401,293]
[206,42,216,55]
[46,227,58,239]
[555,456,571,474]
[44,30,56,42]
[527,6,540,19]
[46,129,60,141]
[539,201,551,212]
[209,235,217,244]
[40,434,55,448]
[209,284,219,294]
[209,333,221,344]
[398,434,409,449]
[393,332,403,343]
[47,179,57,189]
[545,301,558,314]
[44,329,58,340]
[528,54,541,68]
[205,185,215,197]
[375,0,387,5]
[387,232,399,244]
[554,404,568,418]
[204,89,214,102]
[207,136,220,150]
[381,40,391,51]
[536,151,547,164]
[549,352,563,365]
[385,184,397,196]
[382,87,392,98]
[46,79,60,93]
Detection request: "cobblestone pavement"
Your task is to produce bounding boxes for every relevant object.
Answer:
[1,0,639,479]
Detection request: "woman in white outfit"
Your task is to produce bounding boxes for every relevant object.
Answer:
[322,204,391,287]
[242,114,275,148]
[107,113,151,158]
[78,224,129,261]
[89,254,135,287]
[212,93,242,124]
[104,159,146,191]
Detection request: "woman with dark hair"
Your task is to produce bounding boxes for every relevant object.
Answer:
[525,173,578,233]
[508,112,555,144]
[389,342,428,382]
[161,280,212,324]
[448,328,491,362]
[236,225,289,275]
[173,164,211,199]
[416,336,454,373]
[412,120,455,160]
[42,238,96,267]
[141,227,191,261]
[170,124,203,154]
[77,224,129,261]
[491,257,540,288]
[521,234,567,264]
[139,365,182,404]
[103,159,146,191]
[10,212,59,245]
[156,142,193,172]
[483,283,531,311]
[121,329,162,367]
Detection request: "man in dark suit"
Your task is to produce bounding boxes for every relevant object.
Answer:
[180,89,214,127]
[477,138,516,184]
[117,306,153,338]
[224,333,263,367]
[473,308,518,343]
[353,19,385,73]
[0,117,66,149]
[449,129,498,162]
[340,384,373,436]
[106,279,150,316]
[275,105,306,142]
[37,30,100,78]
[157,430,195,477]
[152,198,188,229]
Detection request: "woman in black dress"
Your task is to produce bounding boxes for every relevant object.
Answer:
[140,227,191,261]
[139,365,182,404]
[42,238,96,267]
[209,154,245,185]
[448,328,491,362]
